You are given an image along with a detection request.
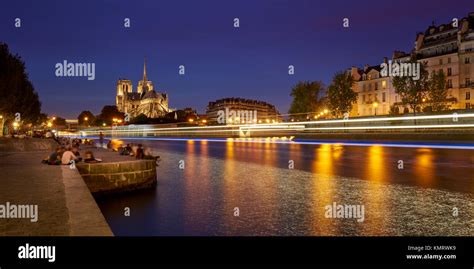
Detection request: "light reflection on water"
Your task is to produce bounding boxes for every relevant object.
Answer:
[98,139,474,236]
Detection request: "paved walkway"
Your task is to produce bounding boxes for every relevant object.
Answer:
[0,139,113,236]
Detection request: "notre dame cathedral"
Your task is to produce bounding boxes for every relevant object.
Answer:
[116,60,170,118]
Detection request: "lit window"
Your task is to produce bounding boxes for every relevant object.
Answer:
[382,80,387,89]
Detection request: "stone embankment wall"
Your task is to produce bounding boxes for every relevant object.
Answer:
[76,160,157,196]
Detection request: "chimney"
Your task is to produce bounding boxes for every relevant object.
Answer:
[350,66,360,80]
[363,64,369,72]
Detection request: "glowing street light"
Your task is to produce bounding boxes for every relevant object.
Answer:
[102,123,106,127]
[52,117,56,121]
[188,118,194,123]
[324,109,328,114]
[202,119,207,124]
[47,122,53,127]
[13,122,19,129]
[373,102,379,116]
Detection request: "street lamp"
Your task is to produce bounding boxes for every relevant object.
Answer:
[47,122,53,128]
[13,121,19,130]
[373,102,378,116]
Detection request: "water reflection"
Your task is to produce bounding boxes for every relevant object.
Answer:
[97,139,474,236]
[414,148,434,188]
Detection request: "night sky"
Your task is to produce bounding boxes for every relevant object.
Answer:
[1,0,473,118]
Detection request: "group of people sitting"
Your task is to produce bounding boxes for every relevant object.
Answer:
[42,138,102,165]
[43,135,159,165]
[116,143,157,160]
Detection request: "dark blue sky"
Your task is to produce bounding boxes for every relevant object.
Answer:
[1,0,473,118]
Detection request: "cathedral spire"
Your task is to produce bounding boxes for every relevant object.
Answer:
[143,57,147,82]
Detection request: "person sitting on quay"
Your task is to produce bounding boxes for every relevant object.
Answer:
[83,151,102,163]
[143,147,160,162]
[106,140,113,150]
[61,146,79,165]
[43,146,63,165]
[135,144,144,159]
[118,144,132,156]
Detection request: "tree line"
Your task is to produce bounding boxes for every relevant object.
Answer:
[289,57,449,119]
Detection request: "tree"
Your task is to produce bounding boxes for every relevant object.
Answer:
[288,81,325,119]
[97,105,124,125]
[392,58,430,116]
[0,43,43,126]
[77,111,95,126]
[54,117,67,126]
[428,70,448,112]
[130,113,149,124]
[327,71,357,117]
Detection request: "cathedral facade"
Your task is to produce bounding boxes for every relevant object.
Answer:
[116,60,170,119]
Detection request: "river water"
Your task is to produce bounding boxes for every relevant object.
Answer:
[97,139,474,236]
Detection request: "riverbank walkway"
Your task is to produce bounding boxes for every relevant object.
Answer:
[0,138,117,236]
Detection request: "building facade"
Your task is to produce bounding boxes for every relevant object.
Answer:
[350,12,474,117]
[350,62,399,117]
[116,60,170,119]
[206,98,280,124]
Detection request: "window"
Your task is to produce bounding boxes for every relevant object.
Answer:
[447,68,452,76]
[362,95,366,102]
[382,92,386,102]
[466,103,471,109]
[368,84,372,91]
[374,82,378,90]
[363,84,366,91]
[382,80,387,89]
[439,59,443,65]
[467,78,471,86]
[368,94,372,102]
[467,91,471,100]
[466,57,471,64]
[447,79,453,88]
[448,57,451,63]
